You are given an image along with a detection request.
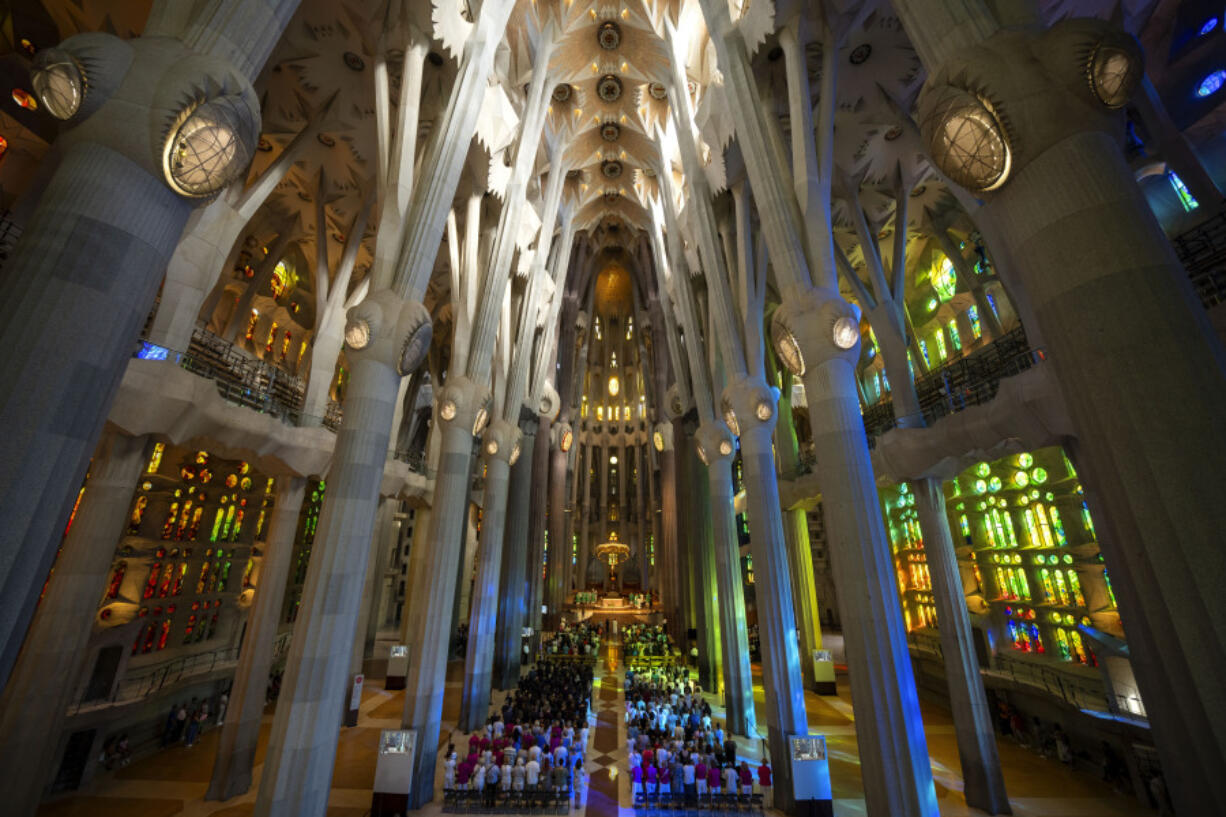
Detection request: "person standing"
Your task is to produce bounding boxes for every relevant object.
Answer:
[174,702,188,743]
[757,759,773,809]
[695,757,708,799]
[683,755,697,801]
[573,757,587,806]
[444,751,457,790]
[512,757,526,792]
[485,760,499,806]
[738,761,753,796]
[184,706,201,747]
[707,759,722,796]
[526,754,541,792]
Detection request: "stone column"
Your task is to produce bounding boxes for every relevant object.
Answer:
[494,419,535,690]
[913,478,1010,813]
[459,419,518,730]
[637,443,650,590]
[545,424,570,627]
[656,424,681,643]
[723,381,809,809]
[695,423,756,737]
[678,425,721,694]
[455,500,479,631]
[774,292,939,817]
[0,431,149,816]
[525,418,550,637]
[401,375,490,807]
[350,496,397,676]
[255,292,429,817]
[208,477,307,801]
[577,443,592,590]
[781,508,829,692]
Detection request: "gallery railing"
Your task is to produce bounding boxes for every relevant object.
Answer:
[69,645,241,715]
[860,327,1045,447]
[133,330,306,424]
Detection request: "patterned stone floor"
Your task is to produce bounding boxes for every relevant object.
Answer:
[37,645,1159,817]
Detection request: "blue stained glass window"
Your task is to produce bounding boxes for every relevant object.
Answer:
[137,342,170,361]
[1200,18,1219,36]
[1197,69,1226,98]
[1168,171,1200,212]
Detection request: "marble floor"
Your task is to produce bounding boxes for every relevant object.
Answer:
[37,646,1158,817]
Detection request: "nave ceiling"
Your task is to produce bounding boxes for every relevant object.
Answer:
[0,0,1199,362]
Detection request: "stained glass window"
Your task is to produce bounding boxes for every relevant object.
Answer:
[1167,171,1199,212]
[932,257,956,301]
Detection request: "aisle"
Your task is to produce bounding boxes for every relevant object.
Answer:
[583,644,626,817]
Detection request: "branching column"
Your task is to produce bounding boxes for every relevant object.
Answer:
[494,417,537,689]
[460,419,520,729]
[698,2,939,811]
[695,424,756,737]
[402,376,489,806]
[256,293,428,817]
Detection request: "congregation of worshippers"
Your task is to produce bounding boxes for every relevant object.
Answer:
[439,619,773,813]
[443,625,598,811]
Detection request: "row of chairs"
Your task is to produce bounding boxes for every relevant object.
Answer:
[634,792,764,816]
[441,787,574,814]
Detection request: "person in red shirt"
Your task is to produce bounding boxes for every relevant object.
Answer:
[757,760,773,809]
[738,761,754,795]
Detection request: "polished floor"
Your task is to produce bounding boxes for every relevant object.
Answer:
[37,641,1157,817]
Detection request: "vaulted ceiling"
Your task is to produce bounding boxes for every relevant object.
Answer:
[0,0,1209,325]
